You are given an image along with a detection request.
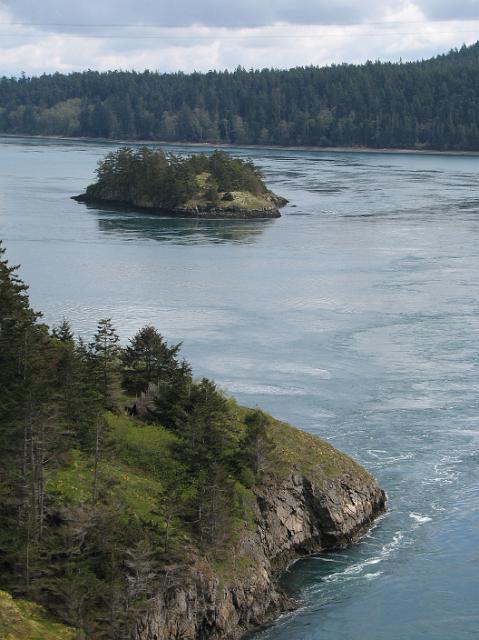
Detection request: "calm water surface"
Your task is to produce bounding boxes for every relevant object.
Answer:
[1,137,479,639]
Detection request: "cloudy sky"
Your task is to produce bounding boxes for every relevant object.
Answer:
[0,0,477,76]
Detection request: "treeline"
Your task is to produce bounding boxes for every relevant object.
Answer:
[0,42,479,150]
[0,240,273,636]
[85,147,266,207]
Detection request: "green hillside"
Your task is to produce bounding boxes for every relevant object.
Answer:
[0,42,478,149]
[0,240,374,637]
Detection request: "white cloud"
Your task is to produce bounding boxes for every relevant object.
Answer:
[0,1,477,75]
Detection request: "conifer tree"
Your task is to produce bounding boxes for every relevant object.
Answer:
[0,241,55,582]
[122,325,181,396]
[243,409,275,477]
[91,318,120,409]
[152,360,192,430]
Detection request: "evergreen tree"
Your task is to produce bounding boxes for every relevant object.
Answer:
[90,318,120,409]
[122,326,181,396]
[242,409,275,477]
[0,242,55,583]
[152,360,192,430]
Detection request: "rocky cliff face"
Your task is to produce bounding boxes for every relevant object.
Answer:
[135,471,386,640]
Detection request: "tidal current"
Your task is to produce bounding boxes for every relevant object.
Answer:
[1,136,478,639]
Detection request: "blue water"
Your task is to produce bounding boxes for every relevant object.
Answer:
[1,136,479,639]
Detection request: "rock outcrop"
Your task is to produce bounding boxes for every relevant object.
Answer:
[72,192,286,219]
[135,470,386,640]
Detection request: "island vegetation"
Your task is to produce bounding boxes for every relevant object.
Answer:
[0,240,384,638]
[73,148,287,218]
[0,43,478,151]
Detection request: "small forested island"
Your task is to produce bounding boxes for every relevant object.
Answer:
[73,148,288,218]
[0,241,385,640]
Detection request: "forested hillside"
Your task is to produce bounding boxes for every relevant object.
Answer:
[0,238,269,635]
[0,42,478,150]
[0,240,383,638]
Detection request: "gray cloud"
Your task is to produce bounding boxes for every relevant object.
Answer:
[0,0,477,76]
[420,0,479,21]
[1,0,402,29]
[2,0,479,31]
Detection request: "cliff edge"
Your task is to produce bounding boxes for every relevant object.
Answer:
[135,418,386,640]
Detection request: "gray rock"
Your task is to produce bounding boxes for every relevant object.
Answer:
[135,472,386,640]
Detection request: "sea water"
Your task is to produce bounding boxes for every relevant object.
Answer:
[1,136,478,639]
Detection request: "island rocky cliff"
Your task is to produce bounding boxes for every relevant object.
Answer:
[135,468,385,640]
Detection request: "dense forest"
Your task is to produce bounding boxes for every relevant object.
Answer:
[0,42,478,150]
[0,239,278,637]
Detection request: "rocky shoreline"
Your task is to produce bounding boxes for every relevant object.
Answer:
[72,193,287,219]
[135,470,386,640]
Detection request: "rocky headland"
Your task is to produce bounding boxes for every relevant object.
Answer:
[133,416,386,640]
[136,472,385,640]
[0,243,384,640]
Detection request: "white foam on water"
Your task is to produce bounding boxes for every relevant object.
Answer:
[409,512,433,524]
[367,449,389,458]
[317,531,405,587]
[311,557,347,564]
[431,503,447,512]
[455,429,479,442]
[220,381,308,396]
[367,449,415,465]
[271,363,332,379]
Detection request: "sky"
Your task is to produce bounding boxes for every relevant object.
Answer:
[0,0,478,76]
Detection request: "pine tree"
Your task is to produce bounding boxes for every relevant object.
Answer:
[90,318,120,409]
[0,241,56,584]
[152,360,192,430]
[122,325,181,396]
[242,409,275,477]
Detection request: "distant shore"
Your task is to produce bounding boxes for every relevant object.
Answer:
[2,133,479,157]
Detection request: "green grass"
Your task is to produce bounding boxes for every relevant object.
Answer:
[105,412,180,478]
[0,590,74,640]
[46,451,167,528]
[267,418,373,487]
[187,171,276,211]
[216,190,273,210]
[229,401,372,487]
[46,414,193,543]
[45,404,372,583]
[46,449,93,503]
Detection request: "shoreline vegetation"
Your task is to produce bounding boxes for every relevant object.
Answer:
[72,147,288,219]
[4,132,479,157]
[0,240,385,639]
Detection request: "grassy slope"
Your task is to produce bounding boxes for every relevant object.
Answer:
[47,405,371,533]
[269,418,372,486]
[231,403,373,487]
[185,172,276,211]
[0,590,74,640]
[43,403,377,597]
[5,407,372,637]
[46,415,192,543]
